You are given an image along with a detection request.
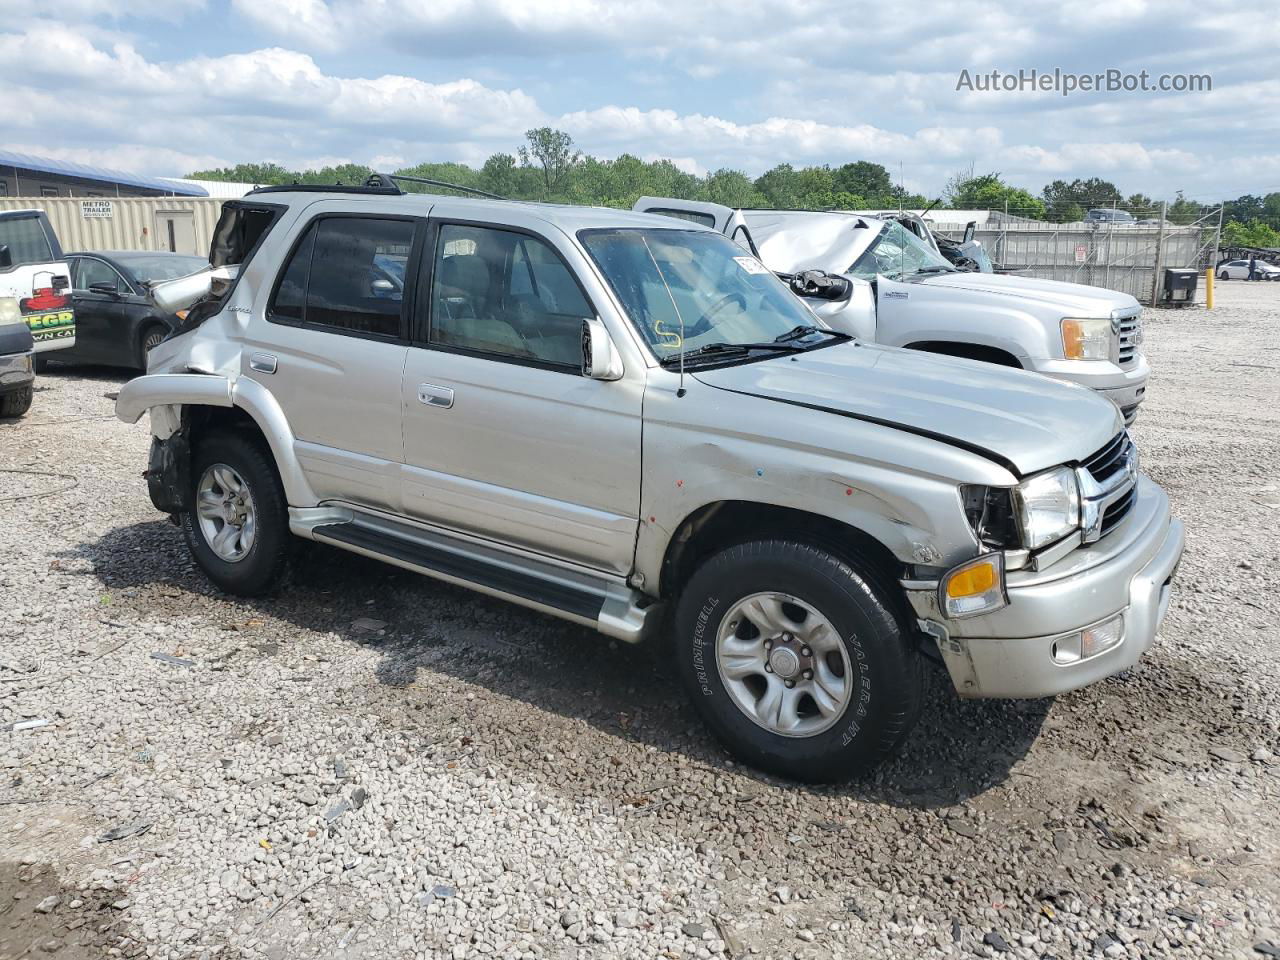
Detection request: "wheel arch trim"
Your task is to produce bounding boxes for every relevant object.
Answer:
[115,372,316,506]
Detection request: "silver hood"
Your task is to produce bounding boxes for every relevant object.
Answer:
[692,342,1122,476]
[916,271,1140,316]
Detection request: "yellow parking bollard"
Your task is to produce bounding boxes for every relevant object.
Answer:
[1205,267,1214,309]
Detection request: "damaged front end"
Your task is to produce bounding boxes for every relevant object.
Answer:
[144,428,192,516]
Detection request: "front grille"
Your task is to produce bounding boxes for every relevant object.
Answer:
[1117,315,1140,365]
[1081,431,1137,536]
[1082,431,1130,483]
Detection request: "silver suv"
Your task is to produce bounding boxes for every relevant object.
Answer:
[116,182,1185,781]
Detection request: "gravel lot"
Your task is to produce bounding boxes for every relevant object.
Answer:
[2,280,1278,960]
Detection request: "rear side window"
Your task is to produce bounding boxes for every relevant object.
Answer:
[269,217,416,338]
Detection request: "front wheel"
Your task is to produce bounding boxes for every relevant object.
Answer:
[672,540,922,782]
[136,325,167,370]
[1218,270,1229,280]
[0,385,33,418]
[182,431,291,595]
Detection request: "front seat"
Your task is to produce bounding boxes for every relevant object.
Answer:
[433,254,527,356]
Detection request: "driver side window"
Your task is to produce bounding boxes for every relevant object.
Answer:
[74,257,122,292]
[425,224,592,370]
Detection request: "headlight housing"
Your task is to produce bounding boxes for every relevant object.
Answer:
[1012,466,1080,549]
[0,297,20,325]
[1061,317,1112,360]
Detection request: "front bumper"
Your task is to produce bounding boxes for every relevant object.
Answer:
[0,351,35,394]
[1032,354,1149,424]
[907,478,1184,698]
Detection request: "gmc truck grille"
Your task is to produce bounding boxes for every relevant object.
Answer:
[1117,315,1140,365]
[1081,431,1137,536]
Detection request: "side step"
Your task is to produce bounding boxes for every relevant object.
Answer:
[301,511,656,643]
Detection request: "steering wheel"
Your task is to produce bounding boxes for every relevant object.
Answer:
[684,292,747,338]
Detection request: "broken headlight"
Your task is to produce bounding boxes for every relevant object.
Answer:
[964,466,1081,551]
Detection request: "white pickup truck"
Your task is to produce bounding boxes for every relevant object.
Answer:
[636,199,1149,423]
[0,209,76,374]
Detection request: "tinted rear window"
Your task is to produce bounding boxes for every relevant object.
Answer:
[0,215,55,268]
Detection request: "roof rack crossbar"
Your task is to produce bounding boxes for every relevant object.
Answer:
[380,173,507,201]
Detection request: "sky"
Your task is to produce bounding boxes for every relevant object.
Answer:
[1,0,1277,202]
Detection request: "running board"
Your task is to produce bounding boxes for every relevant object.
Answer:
[292,508,656,643]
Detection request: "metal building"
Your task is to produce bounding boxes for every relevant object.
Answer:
[0,150,207,199]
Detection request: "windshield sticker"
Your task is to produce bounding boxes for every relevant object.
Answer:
[652,317,683,349]
[883,290,908,300]
[733,256,770,276]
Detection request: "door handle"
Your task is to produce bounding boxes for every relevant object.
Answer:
[249,353,277,374]
[417,383,454,409]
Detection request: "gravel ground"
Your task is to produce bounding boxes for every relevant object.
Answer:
[2,280,1278,960]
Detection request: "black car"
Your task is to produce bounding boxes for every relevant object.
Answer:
[45,251,208,371]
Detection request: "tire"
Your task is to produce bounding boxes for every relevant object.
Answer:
[182,430,291,596]
[1218,270,1229,280]
[672,540,922,782]
[0,385,33,419]
[32,355,49,374]
[136,324,167,370]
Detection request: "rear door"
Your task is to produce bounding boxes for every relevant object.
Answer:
[242,204,422,512]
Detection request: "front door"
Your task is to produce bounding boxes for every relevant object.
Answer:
[399,219,643,573]
[68,256,132,364]
[243,211,420,512]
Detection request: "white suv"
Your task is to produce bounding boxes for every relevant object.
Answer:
[116,181,1184,781]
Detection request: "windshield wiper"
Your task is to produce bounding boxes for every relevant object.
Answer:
[910,265,955,277]
[773,324,851,345]
[659,340,806,368]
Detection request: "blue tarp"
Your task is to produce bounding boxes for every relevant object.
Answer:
[0,150,207,197]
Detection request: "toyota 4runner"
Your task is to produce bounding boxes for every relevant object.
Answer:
[115,181,1185,781]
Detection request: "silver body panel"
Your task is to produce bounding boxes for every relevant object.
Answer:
[117,189,1183,698]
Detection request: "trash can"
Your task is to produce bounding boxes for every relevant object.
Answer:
[1163,268,1198,305]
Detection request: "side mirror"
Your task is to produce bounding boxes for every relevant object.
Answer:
[370,278,396,293]
[88,281,119,296]
[581,318,624,380]
[0,245,10,268]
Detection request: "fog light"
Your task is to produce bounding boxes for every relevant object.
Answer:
[939,553,1006,619]
[1051,614,1124,664]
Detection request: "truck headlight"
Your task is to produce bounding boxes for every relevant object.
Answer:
[0,297,20,325]
[1012,466,1080,549]
[1061,317,1111,360]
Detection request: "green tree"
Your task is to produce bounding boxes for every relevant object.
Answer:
[518,127,581,192]
[1122,193,1158,219]
[1166,191,1203,226]
[946,172,1044,218]
[1222,218,1280,248]
[1042,177,1122,221]
[701,169,763,208]
[185,162,297,184]
[833,161,893,203]
[753,164,801,208]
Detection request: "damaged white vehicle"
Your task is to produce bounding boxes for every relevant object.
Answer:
[636,198,1149,424]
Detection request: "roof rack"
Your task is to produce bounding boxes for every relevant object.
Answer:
[246,180,403,197]
[243,173,508,201]
[379,173,507,200]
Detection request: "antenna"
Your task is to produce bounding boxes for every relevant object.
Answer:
[641,235,688,398]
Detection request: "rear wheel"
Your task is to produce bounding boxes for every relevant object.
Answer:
[183,431,290,595]
[672,540,922,782]
[1218,270,1229,280]
[0,385,33,419]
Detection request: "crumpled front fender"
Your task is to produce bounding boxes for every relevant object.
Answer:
[115,373,233,424]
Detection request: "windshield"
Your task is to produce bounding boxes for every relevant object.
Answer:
[579,228,820,360]
[848,221,955,281]
[115,254,208,284]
